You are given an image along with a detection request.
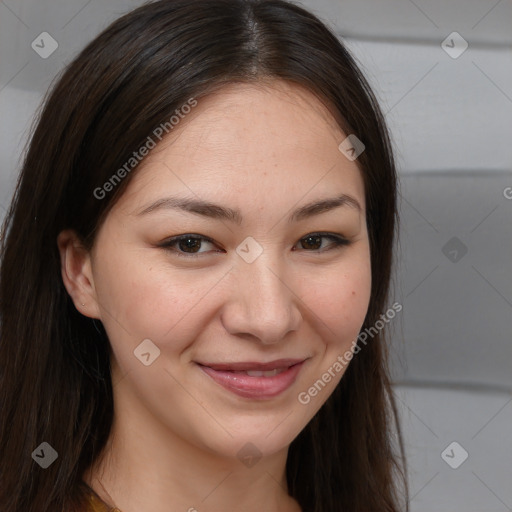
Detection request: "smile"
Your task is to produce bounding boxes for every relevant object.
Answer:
[196,358,307,399]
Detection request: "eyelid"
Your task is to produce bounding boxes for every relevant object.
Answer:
[158,232,351,259]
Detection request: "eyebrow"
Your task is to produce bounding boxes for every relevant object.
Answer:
[135,193,361,224]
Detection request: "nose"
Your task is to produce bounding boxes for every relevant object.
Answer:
[221,256,302,345]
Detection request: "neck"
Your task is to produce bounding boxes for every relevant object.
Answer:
[83,379,301,512]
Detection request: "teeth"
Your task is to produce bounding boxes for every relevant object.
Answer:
[244,368,286,377]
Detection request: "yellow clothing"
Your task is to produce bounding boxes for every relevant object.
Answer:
[85,486,122,512]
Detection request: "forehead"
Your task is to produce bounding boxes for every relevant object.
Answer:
[116,80,365,214]
[149,80,346,157]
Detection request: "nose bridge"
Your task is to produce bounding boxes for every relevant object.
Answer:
[225,244,301,343]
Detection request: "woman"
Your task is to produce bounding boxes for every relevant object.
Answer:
[0,1,408,511]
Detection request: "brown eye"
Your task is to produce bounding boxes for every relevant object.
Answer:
[159,232,350,259]
[296,233,350,252]
[300,235,323,250]
[175,237,203,253]
[160,235,218,258]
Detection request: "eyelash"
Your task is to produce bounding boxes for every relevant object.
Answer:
[159,232,351,259]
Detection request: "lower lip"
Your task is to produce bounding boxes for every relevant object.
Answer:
[198,362,305,399]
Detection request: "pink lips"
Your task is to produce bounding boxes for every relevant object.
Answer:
[197,358,306,399]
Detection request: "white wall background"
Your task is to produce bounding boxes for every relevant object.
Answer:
[1,1,511,510]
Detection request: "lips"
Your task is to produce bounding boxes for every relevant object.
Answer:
[197,358,306,399]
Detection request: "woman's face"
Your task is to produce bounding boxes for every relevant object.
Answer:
[71,81,371,461]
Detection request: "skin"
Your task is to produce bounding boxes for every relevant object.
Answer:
[58,80,372,512]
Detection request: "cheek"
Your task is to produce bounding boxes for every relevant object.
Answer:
[302,255,372,348]
[94,247,221,356]
[94,239,371,360]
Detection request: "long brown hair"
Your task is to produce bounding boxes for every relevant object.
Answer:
[0,1,408,510]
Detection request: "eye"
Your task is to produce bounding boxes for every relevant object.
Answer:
[294,233,351,252]
[159,233,351,258]
[159,234,218,258]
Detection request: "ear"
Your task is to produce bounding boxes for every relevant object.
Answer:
[57,229,101,319]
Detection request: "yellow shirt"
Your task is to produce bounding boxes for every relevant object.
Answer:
[85,487,122,512]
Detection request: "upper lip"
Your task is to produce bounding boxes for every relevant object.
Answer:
[197,358,306,371]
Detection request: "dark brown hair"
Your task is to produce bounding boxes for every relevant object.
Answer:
[0,1,408,510]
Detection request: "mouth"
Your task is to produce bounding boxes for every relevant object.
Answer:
[196,358,307,399]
